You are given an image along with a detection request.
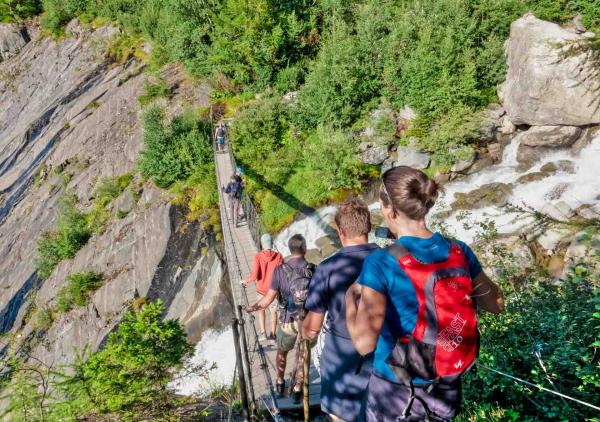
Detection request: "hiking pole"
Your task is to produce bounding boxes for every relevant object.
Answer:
[232,318,250,421]
[303,339,311,422]
[237,305,256,412]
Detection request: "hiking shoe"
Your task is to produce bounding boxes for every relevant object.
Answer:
[276,381,285,398]
[292,388,302,404]
[268,333,276,342]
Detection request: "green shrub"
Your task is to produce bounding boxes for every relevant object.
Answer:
[56,300,192,416]
[36,193,91,279]
[138,76,172,107]
[33,307,55,330]
[138,106,212,188]
[55,271,102,313]
[0,0,42,23]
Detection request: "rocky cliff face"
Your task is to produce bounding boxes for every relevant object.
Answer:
[0,21,228,367]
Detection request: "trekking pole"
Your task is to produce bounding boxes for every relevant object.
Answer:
[237,305,256,412]
[232,318,250,421]
[303,339,311,422]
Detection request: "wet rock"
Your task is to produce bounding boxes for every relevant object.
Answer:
[434,172,450,184]
[540,160,575,174]
[0,23,28,61]
[520,125,581,148]
[465,155,494,175]
[572,126,600,154]
[545,183,569,201]
[487,143,503,162]
[540,201,575,221]
[516,171,550,184]
[500,14,600,126]
[359,143,388,165]
[451,183,512,210]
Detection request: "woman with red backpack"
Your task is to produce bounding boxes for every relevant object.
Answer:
[346,166,504,422]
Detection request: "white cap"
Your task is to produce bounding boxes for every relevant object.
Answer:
[260,233,273,250]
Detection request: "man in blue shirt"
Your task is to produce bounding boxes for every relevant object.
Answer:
[302,199,379,421]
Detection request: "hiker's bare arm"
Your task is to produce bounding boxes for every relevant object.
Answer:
[302,312,325,340]
[245,289,277,313]
[472,271,504,314]
[346,283,386,356]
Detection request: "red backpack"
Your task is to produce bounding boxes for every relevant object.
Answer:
[385,240,479,388]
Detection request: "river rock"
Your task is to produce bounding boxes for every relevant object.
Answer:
[540,160,576,174]
[465,155,494,175]
[498,116,517,135]
[478,104,505,141]
[0,24,28,61]
[572,125,600,154]
[487,143,503,162]
[520,125,582,147]
[500,14,600,126]
[516,171,550,184]
[383,145,430,171]
[359,143,388,165]
[451,183,512,210]
[541,201,575,221]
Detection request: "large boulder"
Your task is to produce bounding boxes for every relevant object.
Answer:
[359,142,388,165]
[500,14,600,126]
[0,24,28,61]
[451,182,512,210]
[395,145,430,169]
[516,126,582,166]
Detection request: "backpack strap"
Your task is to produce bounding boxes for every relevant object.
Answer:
[386,242,410,261]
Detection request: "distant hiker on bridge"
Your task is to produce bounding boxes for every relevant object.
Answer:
[242,233,283,342]
[301,198,379,422]
[224,174,243,227]
[214,121,226,153]
[245,234,315,404]
[345,166,504,422]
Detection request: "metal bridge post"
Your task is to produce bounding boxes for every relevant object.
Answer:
[237,305,257,412]
[232,318,251,421]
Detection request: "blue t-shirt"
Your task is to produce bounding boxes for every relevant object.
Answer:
[358,232,482,382]
[305,243,380,338]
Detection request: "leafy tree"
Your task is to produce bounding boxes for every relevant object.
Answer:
[0,0,41,22]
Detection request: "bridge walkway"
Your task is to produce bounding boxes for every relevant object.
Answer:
[213,142,321,417]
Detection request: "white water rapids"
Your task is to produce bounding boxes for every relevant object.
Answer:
[174,134,599,396]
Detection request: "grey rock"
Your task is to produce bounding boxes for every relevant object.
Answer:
[545,183,570,201]
[540,201,575,221]
[0,23,28,61]
[500,14,600,126]
[381,157,395,174]
[394,145,430,169]
[474,235,534,279]
[572,126,600,154]
[576,203,600,220]
[540,160,576,174]
[450,150,476,173]
[359,143,388,165]
[498,116,517,135]
[358,141,374,153]
[451,183,513,210]
[465,155,495,175]
[520,125,581,147]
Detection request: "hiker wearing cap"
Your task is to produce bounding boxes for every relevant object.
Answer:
[245,234,315,403]
[345,167,504,422]
[243,234,284,341]
[302,198,379,422]
[224,174,243,227]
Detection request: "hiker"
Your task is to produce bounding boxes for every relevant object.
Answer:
[224,174,243,227]
[214,121,226,153]
[302,198,379,421]
[245,234,315,403]
[346,166,504,422]
[242,233,283,341]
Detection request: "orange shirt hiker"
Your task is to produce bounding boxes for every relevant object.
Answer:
[246,249,284,294]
